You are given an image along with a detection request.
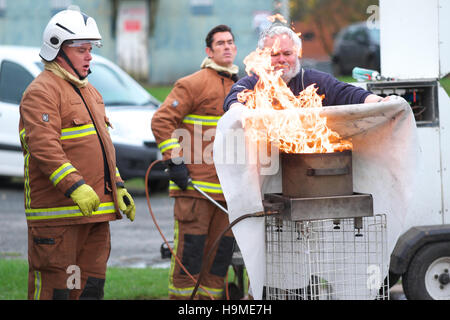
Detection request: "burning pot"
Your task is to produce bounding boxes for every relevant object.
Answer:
[281,150,353,198]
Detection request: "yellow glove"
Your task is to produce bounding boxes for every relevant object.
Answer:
[70,184,100,217]
[117,187,135,221]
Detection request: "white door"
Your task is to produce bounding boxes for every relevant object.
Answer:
[116,0,149,81]
[0,59,33,177]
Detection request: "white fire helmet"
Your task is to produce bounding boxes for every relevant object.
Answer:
[40,7,102,62]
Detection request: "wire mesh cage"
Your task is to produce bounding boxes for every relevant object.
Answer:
[264,214,389,300]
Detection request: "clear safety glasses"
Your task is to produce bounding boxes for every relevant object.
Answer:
[66,40,102,48]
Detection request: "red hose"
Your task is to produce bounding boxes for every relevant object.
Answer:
[144,160,215,300]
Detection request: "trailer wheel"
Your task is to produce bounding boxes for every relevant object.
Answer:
[387,270,401,288]
[403,242,450,300]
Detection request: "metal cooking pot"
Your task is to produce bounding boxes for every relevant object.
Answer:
[281,150,353,198]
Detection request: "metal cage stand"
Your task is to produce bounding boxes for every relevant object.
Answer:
[263,194,389,300]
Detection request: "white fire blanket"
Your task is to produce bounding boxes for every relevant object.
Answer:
[213,96,420,299]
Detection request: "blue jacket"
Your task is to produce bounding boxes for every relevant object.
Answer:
[223,68,372,111]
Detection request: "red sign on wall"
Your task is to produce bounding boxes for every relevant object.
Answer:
[124,20,141,32]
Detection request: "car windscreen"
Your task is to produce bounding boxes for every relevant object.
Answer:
[89,62,157,106]
[35,61,158,107]
[1,60,34,104]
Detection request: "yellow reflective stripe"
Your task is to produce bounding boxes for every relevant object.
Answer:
[169,220,179,294]
[49,163,77,186]
[24,153,31,209]
[182,114,221,126]
[158,138,181,153]
[169,180,222,194]
[25,202,115,220]
[115,167,120,177]
[19,128,29,152]
[34,271,42,300]
[61,124,96,140]
[168,284,223,298]
[19,129,31,208]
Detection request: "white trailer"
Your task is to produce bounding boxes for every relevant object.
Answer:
[355,0,450,299]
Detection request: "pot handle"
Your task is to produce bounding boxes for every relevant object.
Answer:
[306,166,349,176]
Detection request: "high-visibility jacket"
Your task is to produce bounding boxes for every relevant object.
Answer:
[19,70,123,227]
[151,67,237,202]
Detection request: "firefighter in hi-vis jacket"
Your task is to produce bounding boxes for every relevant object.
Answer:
[151,25,239,300]
[19,8,136,300]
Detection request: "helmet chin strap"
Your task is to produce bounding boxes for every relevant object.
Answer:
[58,49,91,80]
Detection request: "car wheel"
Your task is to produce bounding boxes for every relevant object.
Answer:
[148,178,169,192]
[402,242,450,300]
[366,55,378,71]
[332,60,342,77]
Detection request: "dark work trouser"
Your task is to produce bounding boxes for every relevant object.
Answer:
[169,197,234,300]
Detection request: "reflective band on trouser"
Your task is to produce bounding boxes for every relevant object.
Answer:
[34,271,42,300]
[60,124,96,140]
[169,180,222,194]
[168,284,223,299]
[158,138,181,153]
[49,163,77,186]
[182,114,221,126]
[25,202,115,221]
[168,220,180,295]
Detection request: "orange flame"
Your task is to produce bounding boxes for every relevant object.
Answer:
[267,13,287,24]
[238,42,352,154]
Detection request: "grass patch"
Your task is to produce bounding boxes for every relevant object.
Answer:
[144,85,173,102]
[0,258,170,300]
[104,267,169,300]
[0,259,28,300]
[124,177,146,191]
[440,76,450,95]
[0,258,247,300]
[337,75,355,83]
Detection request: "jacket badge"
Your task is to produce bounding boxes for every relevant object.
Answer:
[42,113,49,122]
